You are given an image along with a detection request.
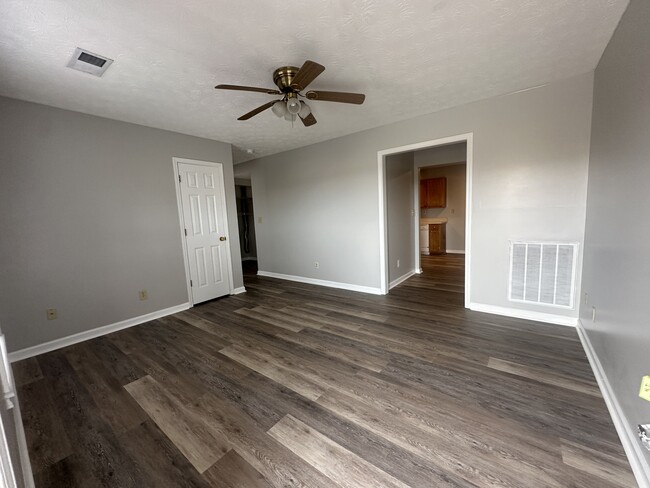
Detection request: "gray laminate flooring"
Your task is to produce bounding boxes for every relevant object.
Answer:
[14,254,636,487]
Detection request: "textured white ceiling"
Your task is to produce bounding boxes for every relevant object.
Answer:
[0,0,628,163]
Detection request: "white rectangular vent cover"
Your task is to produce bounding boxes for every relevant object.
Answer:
[67,47,113,77]
[508,242,578,309]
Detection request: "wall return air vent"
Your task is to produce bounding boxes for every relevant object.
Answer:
[67,47,113,77]
[508,242,578,309]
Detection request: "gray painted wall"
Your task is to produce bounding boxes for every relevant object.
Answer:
[581,0,650,469]
[235,134,381,288]
[0,96,243,352]
[420,163,467,252]
[386,152,415,285]
[237,72,593,320]
[414,142,467,167]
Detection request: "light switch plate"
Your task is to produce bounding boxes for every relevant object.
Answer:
[640,375,650,402]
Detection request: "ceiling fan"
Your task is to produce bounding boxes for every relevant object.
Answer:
[215,60,365,127]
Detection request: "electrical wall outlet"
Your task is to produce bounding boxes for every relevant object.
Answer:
[592,306,596,322]
[46,308,57,320]
[314,261,320,269]
[138,289,148,301]
[640,376,650,402]
[397,259,400,268]
[584,292,588,305]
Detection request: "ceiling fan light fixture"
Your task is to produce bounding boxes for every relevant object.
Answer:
[298,102,311,118]
[272,100,287,117]
[286,97,302,115]
[216,60,365,126]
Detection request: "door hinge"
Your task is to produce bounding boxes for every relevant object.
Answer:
[178,174,181,183]
[184,228,187,236]
[190,279,193,287]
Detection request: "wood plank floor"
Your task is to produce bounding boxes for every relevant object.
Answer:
[14,254,636,487]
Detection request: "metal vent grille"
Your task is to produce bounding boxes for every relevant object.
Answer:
[67,47,113,77]
[509,242,578,309]
[77,52,107,67]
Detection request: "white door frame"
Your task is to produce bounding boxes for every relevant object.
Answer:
[377,132,473,308]
[172,157,235,306]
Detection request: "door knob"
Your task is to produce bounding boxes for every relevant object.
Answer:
[219,236,227,241]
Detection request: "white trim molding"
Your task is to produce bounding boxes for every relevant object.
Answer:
[469,302,578,327]
[389,270,417,289]
[8,303,190,362]
[446,250,466,254]
[231,287,247,295]
[257,271,382,295]
[577,320,650,488]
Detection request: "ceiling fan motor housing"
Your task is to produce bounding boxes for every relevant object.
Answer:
[273,66,300,93]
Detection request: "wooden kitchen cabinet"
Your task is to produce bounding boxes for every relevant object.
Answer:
[419,180,428,208]
[420,177,447,208]
[429,223,447,254]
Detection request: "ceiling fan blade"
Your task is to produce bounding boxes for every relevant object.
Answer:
[300,112,317,127]
[290,60,325,91]
[305,90,365,104]
[238,100,277,120]
[216,84,280,95]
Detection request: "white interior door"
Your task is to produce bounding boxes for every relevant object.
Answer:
[177,161,232,304]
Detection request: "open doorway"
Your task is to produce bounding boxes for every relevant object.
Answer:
[378,133,473,307]
[235,178,258,276]
[416,143,467,299]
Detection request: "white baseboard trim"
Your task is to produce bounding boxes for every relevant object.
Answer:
[8,303,191,363]
[446,249,465,254]
[231,286,247,295]
[241,257,258,262]
[576,320,650,488]
[257,271,382,295]
[389,270,416,289]
[469,302,578,327]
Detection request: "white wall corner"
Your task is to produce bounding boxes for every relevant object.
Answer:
[576,320,650,488]
[8,303,191,362]
[468,302,578,327]
[389,270,416,289]
[257,271,383,295]
[231,286,247,295]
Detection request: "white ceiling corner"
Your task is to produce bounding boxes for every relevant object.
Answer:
[0,0,628,163]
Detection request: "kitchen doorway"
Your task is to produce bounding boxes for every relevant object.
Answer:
[418,155,467,256]
[378,133,473,307]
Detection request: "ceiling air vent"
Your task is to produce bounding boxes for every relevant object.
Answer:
[67,48,113,77]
